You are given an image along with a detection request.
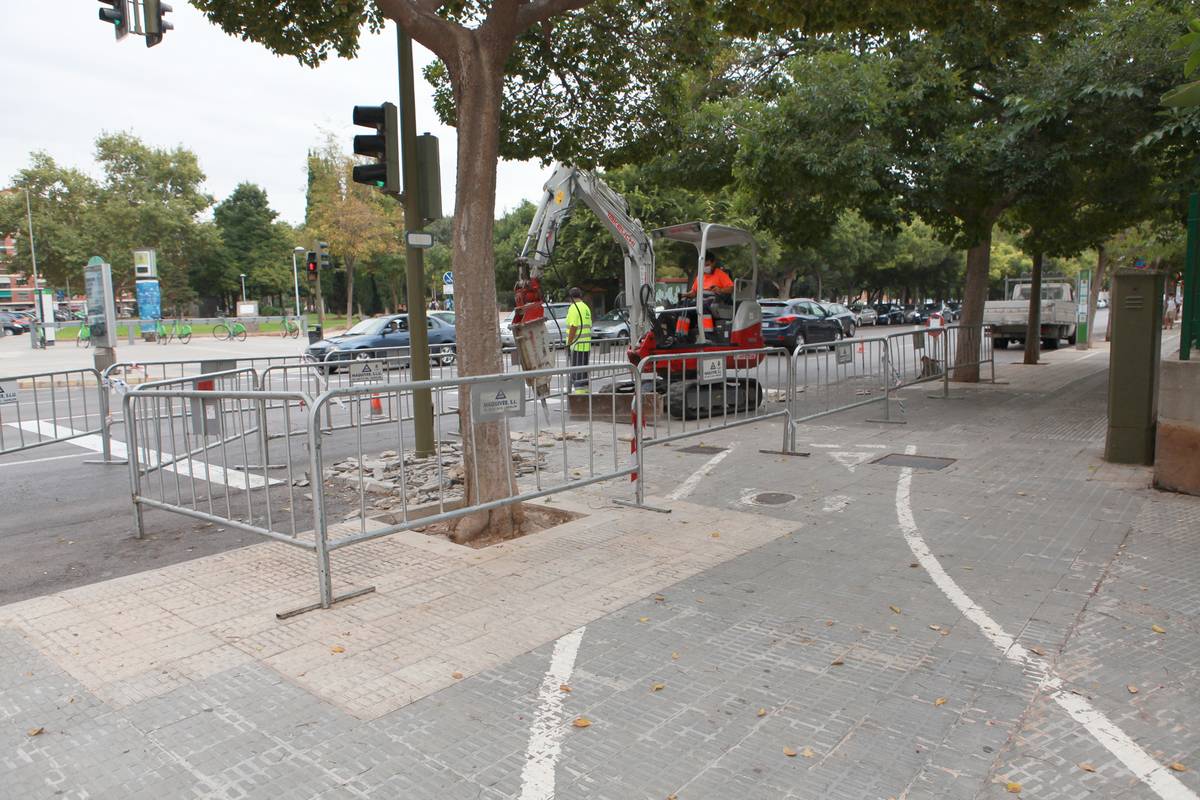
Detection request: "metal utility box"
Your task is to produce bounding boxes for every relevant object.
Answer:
[1105,269,1165,464]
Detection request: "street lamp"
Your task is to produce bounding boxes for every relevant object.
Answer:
[239,273,247,302]
[291,246,305,317]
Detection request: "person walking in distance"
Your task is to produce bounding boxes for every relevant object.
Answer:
[565,287,592,394]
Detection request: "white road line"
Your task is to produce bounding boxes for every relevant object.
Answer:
[0,451,90,469]
[666,445,733,501]
[518,626,587,800]
[895,444,1196,800]
[7,420,278,490]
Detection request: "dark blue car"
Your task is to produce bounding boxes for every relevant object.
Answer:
[306,314,458,367]
[759,298,841,351]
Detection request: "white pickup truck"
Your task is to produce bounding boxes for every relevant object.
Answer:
[984,281,1078,349]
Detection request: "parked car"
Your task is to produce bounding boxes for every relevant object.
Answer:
[430,310,456,326]
[944,301,962,321]
[542,303,573,347]
[0,312,30,335]
[854,304,878,326]
[305,313,458,367]
[591,308,630,341]
[499,312,516,347]
[873,303,906,325]
[760,298,842,350]
[818,302,857,337]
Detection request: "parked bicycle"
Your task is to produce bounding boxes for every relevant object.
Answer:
[156,318,193,344]
[76,323,92,348]
[281,317,301,338]
[213,317,248,342]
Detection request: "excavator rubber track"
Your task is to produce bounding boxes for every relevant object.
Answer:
[667,378,764,420]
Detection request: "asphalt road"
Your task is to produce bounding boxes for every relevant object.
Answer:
[0,314,1108,605]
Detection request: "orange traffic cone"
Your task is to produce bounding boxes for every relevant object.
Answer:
[857,342,864,353]
[370,394,383,416]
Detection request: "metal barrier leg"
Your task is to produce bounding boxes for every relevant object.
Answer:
[866,348,906,424]
[126,396,146,539]
[613,374,670,514]
[276,399,376,619]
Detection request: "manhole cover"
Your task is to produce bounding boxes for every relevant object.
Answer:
[752,492,797,505]
[678,445,728,455]
[872,453,956,470]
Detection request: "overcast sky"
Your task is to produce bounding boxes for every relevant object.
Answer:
[2,2,548,225]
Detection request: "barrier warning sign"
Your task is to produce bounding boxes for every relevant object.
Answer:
[472,377,526,421]
[835,342,853,365]
[0,382,16,405]
[348,360,384,384]
[699,356,725,384]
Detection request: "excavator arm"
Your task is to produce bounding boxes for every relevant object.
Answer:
[515,165,654,342]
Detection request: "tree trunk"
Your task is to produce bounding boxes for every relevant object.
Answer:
[953,225,994,382]
[447,41,523,544]
[811,268,822,300]
[1084,245,1107,349]
[1023,251,1043,365]
[775,268,798,298]
[344,257,356,326]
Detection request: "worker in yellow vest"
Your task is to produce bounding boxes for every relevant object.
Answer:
[565,287,592,394]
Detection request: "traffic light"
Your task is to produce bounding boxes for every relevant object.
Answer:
[97,0,129,40]
[144,0,173,48]
[317,241,332,270]
[306,251,318,278]
[351,103,400,194]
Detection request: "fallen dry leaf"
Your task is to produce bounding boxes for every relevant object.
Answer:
[889,605,902,614]
[451,672,464,680]
[572,718,591,728]
[1017,491,1027,496]
[1152,624,1166,634]
[710,531,720,539]
[1127,685,1139,694]
[1006,782,1022,793]
[888,625,899,632]
[671,652,681,660]
[830,657,845,666]
[934,697,947,706]
[757,708,767,717]
[783,747,798,757]
[667,795,678,800]
[330,645,346,654]
[825,620,835,627]
[559,684,572,693]
[1030,646,1046,656]
[909,562,919,568]
[1170,763,1187,772]
[651,682,665,692]
[1078,763,1096,773]
[801,746,815,758]
[639,616,650,623]
[655,595,666,602]
[26,727,44,737]
[929,624,942,631]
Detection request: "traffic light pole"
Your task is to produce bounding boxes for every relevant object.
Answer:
[397,25,435,456]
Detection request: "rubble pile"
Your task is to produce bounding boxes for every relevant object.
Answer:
[308,429,587,512]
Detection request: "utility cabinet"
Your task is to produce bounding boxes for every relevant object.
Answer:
[1105,269,1165,464]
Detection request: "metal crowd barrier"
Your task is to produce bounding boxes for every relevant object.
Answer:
[126,360,645,611]
[634,346,795,456]
[791,338,892,423]
[789,324,994,425]
[0,367,108,457]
